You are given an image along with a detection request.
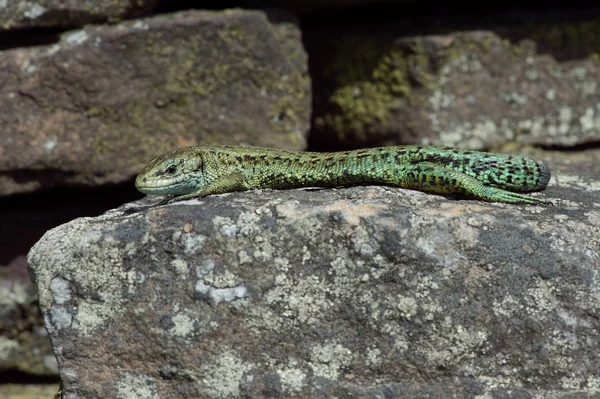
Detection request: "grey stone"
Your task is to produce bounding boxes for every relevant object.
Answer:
[27,149,600,398]
[0,256,57,376]
[0,0,158,31]
[0,9,310,196]
[309,17,600,150]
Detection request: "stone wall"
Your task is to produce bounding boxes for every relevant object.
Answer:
[1,1,599,398]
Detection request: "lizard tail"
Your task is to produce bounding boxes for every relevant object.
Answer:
[476,155,551,192]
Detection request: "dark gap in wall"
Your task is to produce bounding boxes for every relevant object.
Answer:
[154,0,251,14]
[301,1,600,27]
[155,0,600,19]
[0,28,62,51]
[0,180,142,265]
[0,370,59,384]
[301,2,600,58]
[540,141,600,152]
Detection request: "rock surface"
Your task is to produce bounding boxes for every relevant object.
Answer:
[27,149,599,398]
[309,16,600,150]
[0,9,310,196]
[0,256,57,376]
[0,0,158,31]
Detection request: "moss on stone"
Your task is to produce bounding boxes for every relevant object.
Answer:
[218,23,243,43]
[315,37,433,142]
[0,384,60,399]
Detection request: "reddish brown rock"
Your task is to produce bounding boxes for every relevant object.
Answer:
[0,9,310,196]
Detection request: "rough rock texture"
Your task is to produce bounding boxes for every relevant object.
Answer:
[0,9,310,196]
[0,0,158,31]
[0,256,57,376]
[308,16,600,150]
[27,149,599,398]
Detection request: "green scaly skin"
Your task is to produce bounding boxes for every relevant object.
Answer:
[135,145,552,205]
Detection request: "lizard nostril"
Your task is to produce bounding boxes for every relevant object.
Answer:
[143,178,147,182]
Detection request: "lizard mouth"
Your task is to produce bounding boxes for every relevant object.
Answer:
[135,174,188,195]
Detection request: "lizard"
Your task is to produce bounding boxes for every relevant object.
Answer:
[135,144,552,206]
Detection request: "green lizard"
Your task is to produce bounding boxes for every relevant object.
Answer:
[135,145,552,205]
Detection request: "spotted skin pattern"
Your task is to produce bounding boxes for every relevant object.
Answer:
[135,145,552,205]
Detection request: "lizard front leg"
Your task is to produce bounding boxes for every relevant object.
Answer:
[169,172,248,202]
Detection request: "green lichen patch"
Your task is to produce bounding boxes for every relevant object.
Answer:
[314,37,435,143]
[0,384,60,399]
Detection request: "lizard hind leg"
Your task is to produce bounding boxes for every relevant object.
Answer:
[401,162,552,205]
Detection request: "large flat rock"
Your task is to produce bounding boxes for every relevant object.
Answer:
[27,149,599,398]
[0,9,310,196]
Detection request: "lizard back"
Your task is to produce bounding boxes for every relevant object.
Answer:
[200,145,551,193]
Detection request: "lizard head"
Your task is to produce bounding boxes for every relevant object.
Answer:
[135,147,204,196]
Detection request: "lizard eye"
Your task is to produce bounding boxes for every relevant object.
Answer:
[166,165,177,175]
